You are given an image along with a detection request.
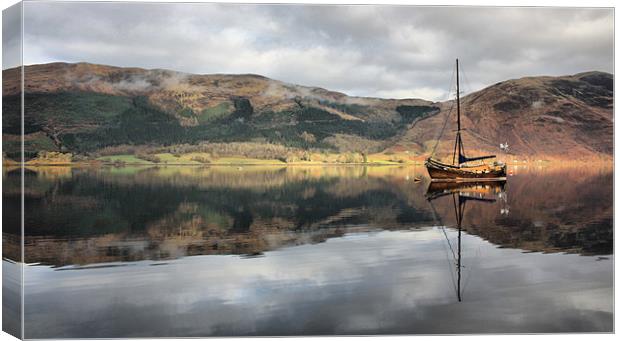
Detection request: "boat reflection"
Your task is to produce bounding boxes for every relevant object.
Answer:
[426,181,506,302]
[426,180,506,201]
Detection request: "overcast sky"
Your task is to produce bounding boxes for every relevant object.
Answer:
[3,2,614,100]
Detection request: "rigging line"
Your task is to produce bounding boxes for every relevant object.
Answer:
[460,64,503,152]
[428,198,457,262]
[460,62,474,96]
[446,63,456,101]
[428,195,458,297]
[429,64,456,158]
[430,101,455,157]
[439,225,457,261]
[427,196,444,226]
[461,244,482,297]
[441,231,459,298]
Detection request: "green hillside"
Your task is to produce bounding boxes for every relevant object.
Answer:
[2,89,439,161]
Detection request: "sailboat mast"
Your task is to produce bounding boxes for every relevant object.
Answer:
[452,59,463,165]
[456,59,461,132]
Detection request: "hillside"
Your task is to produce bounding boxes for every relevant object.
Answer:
[2,62,613,162]
[396,71,613,162]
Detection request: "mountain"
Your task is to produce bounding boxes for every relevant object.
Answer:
[2,62,613,162]
[396,71,613,162]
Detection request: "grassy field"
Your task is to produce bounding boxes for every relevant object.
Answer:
[198,102,232,123]
[97,155,155,165]
[90,152,420,165]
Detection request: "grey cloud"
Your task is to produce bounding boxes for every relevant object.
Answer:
[17,2,614,101]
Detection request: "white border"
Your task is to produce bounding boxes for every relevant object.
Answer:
[0,1,617,341]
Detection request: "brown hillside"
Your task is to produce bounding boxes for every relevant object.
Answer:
[396,72,613,161]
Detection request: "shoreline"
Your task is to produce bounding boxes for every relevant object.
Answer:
[5,161,420,167]
[2,159,613,168]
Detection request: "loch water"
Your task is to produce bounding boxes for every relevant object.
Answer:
[2,165,613,337]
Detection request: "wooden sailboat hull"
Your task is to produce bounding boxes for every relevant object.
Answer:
[425,158,506,182]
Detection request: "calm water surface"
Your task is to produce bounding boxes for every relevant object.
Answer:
[2,165,613,337]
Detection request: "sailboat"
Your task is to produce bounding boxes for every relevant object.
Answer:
[425,59,507,182]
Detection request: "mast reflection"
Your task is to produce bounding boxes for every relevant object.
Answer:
[426,181,507,302]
